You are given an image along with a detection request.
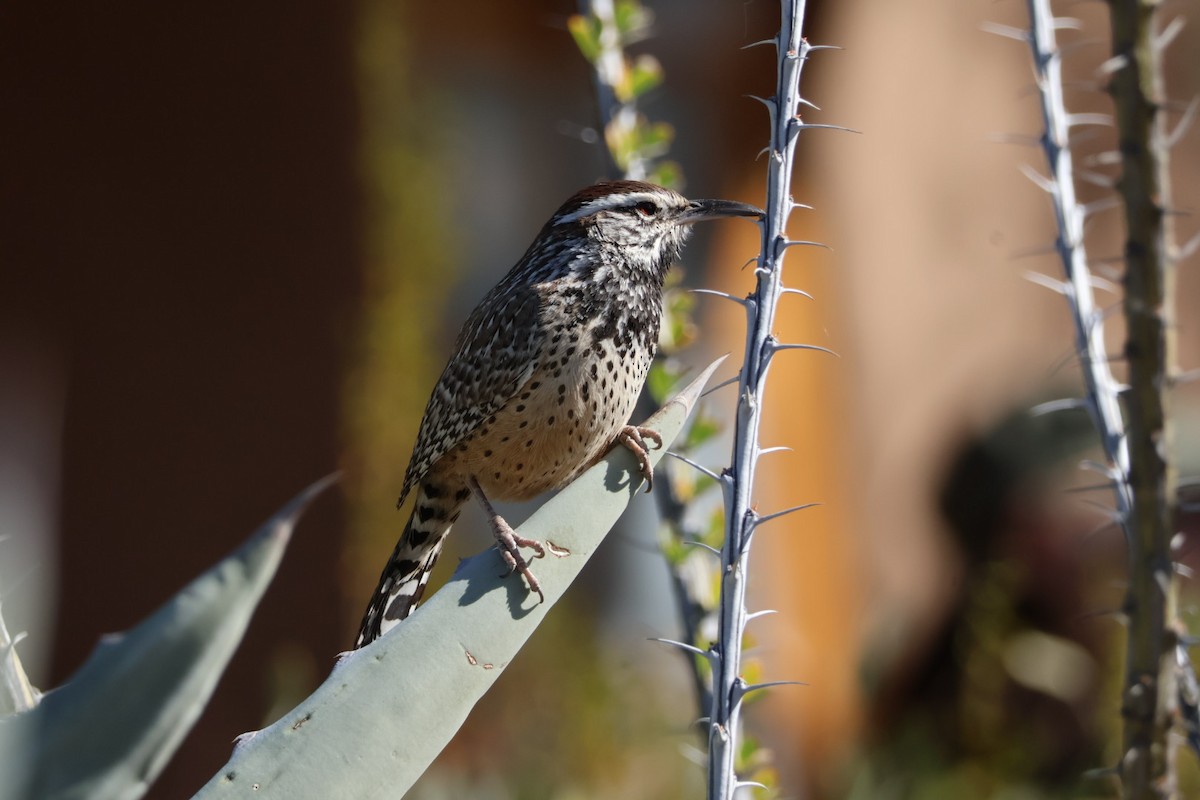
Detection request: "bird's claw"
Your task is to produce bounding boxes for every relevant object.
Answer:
[494,526,546,602]
[471,476,546,605]
[617,425,663,492]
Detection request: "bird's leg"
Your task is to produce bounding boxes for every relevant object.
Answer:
[467,476,546,603]
[617,425,663,492]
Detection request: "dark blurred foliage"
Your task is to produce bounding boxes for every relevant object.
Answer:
[848,402,1200,798]
[853,405,1116,797]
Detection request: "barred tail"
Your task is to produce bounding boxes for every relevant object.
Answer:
[354,480,469,647]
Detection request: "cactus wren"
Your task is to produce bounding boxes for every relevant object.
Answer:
[355,180,761,647]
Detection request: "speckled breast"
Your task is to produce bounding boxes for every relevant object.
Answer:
[443,319,654,503]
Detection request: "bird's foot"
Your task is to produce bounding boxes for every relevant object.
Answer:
[491,515,546,602]
[617,425,663,492]
[468,477,546,603]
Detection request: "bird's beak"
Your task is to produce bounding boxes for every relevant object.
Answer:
[683,198,765,223]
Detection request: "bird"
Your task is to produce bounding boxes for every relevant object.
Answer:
[355,179,762,647]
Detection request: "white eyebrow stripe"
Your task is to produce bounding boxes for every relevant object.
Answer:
[554,192,664,225]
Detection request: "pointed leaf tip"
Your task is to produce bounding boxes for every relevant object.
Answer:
[666,355,728,417]
[1,476,323,800]
[271,472,341,538]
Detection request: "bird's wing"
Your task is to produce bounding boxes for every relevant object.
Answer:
[398,282,544,507]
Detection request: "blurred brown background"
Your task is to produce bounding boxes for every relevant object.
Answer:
[3,0,1200,797]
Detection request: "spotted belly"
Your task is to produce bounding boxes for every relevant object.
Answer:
[438,333,652,502]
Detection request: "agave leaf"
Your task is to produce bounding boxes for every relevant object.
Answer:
[0,603,40,717]
[191,357,726,800]
[0,475,335,800]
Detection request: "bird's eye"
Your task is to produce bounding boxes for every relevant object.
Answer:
[633,201,658,218]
